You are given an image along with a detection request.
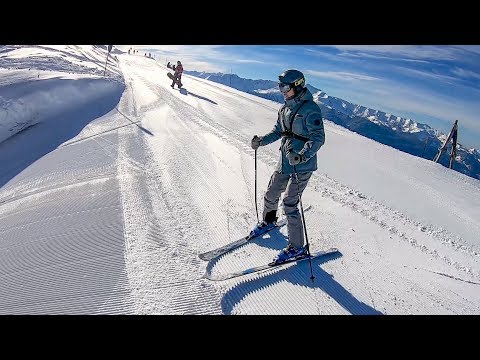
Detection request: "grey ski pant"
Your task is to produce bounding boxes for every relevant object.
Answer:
[262,170,313,249]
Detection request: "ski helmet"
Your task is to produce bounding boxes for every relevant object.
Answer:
[278,69,305,96]
[177,60,182,65]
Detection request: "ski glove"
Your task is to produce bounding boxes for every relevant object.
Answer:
[251,135,263,150]
[286,150,305,166]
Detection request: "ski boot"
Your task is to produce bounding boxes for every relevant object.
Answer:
[271,244,307,265]
[249,221,276,238]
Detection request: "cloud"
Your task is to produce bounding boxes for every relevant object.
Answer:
[182,61,226,73]
[337,51,432,64]
[392,66,461,85]
[456,45,480,55]
[451,67,480,80]
[235,59,265,64]
[306,70,380,82]
[331,45,465,62]
[304,47,355,63]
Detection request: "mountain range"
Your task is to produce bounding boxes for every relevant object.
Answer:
[186,71,480,181]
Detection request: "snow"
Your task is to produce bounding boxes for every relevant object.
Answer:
[1,45,480,315]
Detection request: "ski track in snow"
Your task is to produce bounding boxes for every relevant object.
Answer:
[115,60,222,314]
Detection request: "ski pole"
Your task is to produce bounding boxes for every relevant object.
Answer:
[254,148,259,223]
[293,165,315,282]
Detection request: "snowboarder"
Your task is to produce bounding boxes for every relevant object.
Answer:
[170,60,183,88]
[250,69,325,264]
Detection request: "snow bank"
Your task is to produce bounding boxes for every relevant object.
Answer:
[0,71,124,144]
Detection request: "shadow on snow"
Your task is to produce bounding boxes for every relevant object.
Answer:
[207,228,383,315]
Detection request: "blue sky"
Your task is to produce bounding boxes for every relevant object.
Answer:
[118,45,480,149]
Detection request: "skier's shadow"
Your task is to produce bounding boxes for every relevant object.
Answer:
[214,229,383,315]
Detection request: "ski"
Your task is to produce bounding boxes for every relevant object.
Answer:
[198,206,311,261]
[204,247,339,281]
[198,219,287,261]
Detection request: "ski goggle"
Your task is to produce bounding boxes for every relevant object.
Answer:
[278,82,292,94]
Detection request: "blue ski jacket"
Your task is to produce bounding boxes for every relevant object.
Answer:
[261,88,325,174]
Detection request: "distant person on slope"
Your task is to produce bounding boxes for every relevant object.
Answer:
[250,69,325,264]
[170,60,183,88]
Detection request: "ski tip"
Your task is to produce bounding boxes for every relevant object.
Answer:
[198,254,210,261]
[203,274,229,281]
[201,272,211,280]
[315,247,339,255]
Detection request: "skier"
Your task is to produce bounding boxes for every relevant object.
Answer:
[250,69,325,264]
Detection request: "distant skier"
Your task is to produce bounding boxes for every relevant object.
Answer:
[250,69,325,264]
